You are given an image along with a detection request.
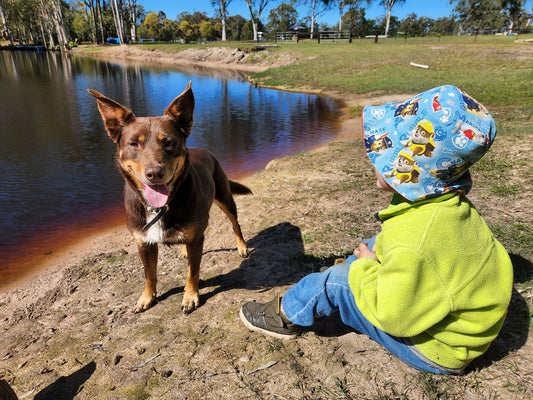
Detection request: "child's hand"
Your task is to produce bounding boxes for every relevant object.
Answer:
[353,242,378,261]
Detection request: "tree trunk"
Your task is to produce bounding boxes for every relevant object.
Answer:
[526,2,533,29]
[245,1,258,41]
[111,0,125,43]
[338,1,344,32]
[0,0,14,45]
[96,0,105,44]
[40,0,55,48]
[221,16,227,40]
[51,0,69,49]
[310,0,317,39]
[87,0,98,43]
[384,9,391,36]
[128,0,137,42]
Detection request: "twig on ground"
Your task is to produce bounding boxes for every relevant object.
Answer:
[246,360,278,375]
[130,353,161,371]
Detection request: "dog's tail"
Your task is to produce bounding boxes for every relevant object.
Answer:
[230,181,253,196]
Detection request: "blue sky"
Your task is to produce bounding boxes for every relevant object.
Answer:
[138,0,532,26]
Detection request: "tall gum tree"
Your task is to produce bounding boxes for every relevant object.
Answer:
[212,0,232,40]
[380,0,405,36]
[243,0,271,41]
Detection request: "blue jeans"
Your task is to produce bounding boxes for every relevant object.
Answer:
[282,236,459,374]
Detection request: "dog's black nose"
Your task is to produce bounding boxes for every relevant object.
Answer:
[145,166,164,182]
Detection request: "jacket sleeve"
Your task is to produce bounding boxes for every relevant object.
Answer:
[348,246,452,337]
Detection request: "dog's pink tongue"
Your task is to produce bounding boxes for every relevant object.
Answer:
[143,184,169,208]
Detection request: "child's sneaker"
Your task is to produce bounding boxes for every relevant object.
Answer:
[240,295,299,339]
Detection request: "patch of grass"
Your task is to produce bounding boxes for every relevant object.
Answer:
[349,105,364,116]
[333,375,351,397]
[489,222,533,256]
[417,373,453,400]
[139,323,164,338]
[123,384,150,400]
[223,307,239,320]
[105,252,128,264]
[251,36,533,107]
[266,338,283,353]
[474,155,513,176]
[489,183,520,196]
[301,233,313,244]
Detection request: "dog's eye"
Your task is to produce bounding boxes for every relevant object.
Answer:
[163,139,176,150]
[129,141,139,148]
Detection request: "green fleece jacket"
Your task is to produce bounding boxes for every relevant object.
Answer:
[348,192,513,369]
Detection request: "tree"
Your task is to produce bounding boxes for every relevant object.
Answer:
[267,3,298,32]
[140,11,163,39]
[200,20,216,40]
[226,14,247,39]
[160,17,178,41]
[379,0,405,36]
[72,13,92,41]
[47,0,70,48]
[526,0,533,29]
[0,0,14,45]
[243,0,271,41]
[501,0,525,32]
[400,13,434,36]
[340,0,366,34]
[110,0,125,43]
[179,11,210,25]
[211,0,232,40]
[294,0,334,38]
[428,17,456,35]
[337,0,344,31]
[176,11,213,41]
[450,0,501,34]
[126,0,139,41]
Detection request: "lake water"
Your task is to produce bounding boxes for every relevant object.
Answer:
[0,50,342,286]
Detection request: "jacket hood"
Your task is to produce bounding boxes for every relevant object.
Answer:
[362,85,496,202]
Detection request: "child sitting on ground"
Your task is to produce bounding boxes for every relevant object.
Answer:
[240,85,513,374]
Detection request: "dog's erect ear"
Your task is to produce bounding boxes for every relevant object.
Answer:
[164,81,195,136]
[87,89,136,143]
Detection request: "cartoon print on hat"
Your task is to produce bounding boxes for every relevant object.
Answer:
[362,85,496,202]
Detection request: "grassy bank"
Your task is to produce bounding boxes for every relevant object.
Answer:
[249,35,533,106]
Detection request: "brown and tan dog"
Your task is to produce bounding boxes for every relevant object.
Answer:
[88,82,251,313]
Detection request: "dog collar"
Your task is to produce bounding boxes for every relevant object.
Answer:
[142,205,169,232]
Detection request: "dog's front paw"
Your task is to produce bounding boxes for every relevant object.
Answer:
[134,290,157,313]
[237,244,249,258]
[178,245,188,259]
[181,293,199,314]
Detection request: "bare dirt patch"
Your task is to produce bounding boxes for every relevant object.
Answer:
[71,44,297,73]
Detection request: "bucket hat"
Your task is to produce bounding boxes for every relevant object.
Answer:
[362,85,496,202]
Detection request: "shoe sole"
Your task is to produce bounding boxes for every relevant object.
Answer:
[239,308,299,340]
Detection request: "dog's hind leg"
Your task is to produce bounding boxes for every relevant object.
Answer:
[135,242,158,313]
[211,160,250,257]
[215,198,249,257]
[182,237,204,313]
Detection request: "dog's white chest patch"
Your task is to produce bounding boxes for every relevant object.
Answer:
[142,215,165,244]
[139,213,185,245]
